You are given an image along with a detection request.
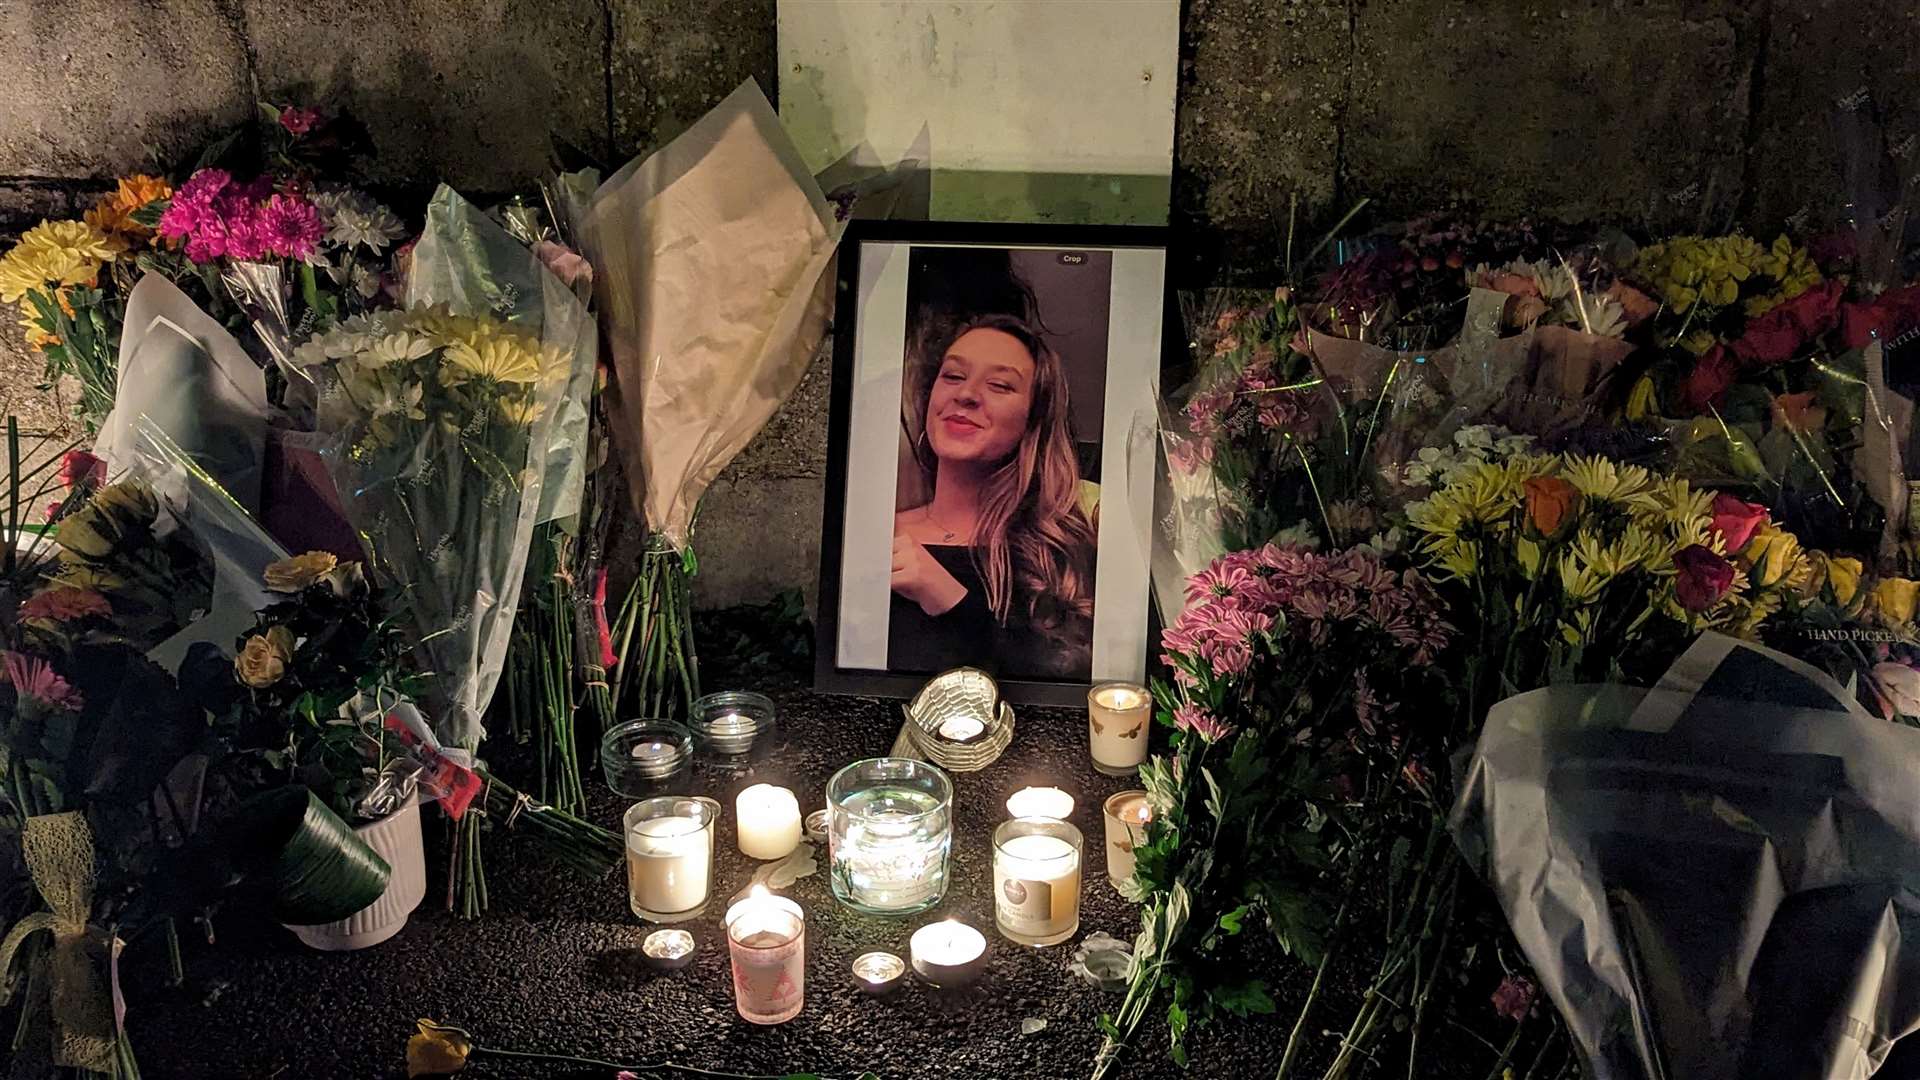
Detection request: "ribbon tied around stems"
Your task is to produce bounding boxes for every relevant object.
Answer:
[0,811,124,1071]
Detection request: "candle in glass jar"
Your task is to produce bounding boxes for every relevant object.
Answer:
[1005,786,1075,821]
[993,819,1084,947]
[1087,682,1151,775]
[909,918,987,987]
[735,784,802,860]
[724,886,806,1025]
[1102,790,1153,890]
[625,801,715,922]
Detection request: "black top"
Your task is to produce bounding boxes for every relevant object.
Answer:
[887,544,1091,682]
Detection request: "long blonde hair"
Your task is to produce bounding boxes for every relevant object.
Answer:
[908,314,1097,661]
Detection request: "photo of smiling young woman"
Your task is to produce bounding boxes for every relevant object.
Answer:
[887,248,1110,682]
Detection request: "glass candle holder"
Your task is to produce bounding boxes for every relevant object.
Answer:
[724,888,806,1025]
[601,720,694,797]
[1088,682,1152,776]
[1102,790,1153,892]
[993,817,1084,947]
[828,757,954,915]
[691,691,778,765]
[624,796,719,923]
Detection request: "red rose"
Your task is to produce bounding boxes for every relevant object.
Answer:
[1841,284,1920,350]
[1674,544,1736,613]
[1729,280,1843,367]
[1708,492,1769,553]
[1678,345,1740,414]
[59,450,105,489]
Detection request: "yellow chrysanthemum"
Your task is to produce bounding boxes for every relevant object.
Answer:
[442,336,541,386]
[495,392,544,426]
[0,220,119,303]
[1562,455,1655,508]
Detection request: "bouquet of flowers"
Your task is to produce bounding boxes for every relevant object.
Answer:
[1094,544,1453,1077]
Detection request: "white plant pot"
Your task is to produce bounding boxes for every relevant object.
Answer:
[284,797,427,951]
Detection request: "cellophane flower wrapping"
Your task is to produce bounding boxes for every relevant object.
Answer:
[299,185,592,749]
[1452,632,1920,1079]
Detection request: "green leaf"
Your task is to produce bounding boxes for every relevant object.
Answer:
[1211,978,1276,1017]
[1217,904,1249,936]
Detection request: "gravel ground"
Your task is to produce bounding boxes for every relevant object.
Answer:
[119,646,1514,1080]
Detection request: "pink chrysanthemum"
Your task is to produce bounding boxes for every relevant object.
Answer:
[3,652,83,712]
[1172,703,1234,742]
[19,586,111,623]
[259,194,326,261]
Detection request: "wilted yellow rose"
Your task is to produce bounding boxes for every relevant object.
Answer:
[1873,577,1920,626]
[54,505,118,559]
[1827,557,1864,606]
[1740,525,1803,588]
[235,625,295,688]
[406,1019,472,1077]
[264,551,338,593]
[92,480,157,526]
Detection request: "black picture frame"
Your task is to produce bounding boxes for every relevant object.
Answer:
[814,219,1172,707]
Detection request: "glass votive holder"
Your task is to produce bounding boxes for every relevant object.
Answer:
[993,817,1084,947]
[624,796,719,923]
[828,757,954,915]
[1102,790,1153,893]
[691,691,778,765]
[724,888,806,1025]
[1088,681,1152,776]
[602,720,694,797]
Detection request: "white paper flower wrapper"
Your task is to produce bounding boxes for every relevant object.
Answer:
[1451,632,1920,1080]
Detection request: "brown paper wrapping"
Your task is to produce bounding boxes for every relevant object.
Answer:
[582,80,845,551]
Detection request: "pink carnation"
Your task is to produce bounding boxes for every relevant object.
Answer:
[259,194,326,261]
[1490,973,1537,1022]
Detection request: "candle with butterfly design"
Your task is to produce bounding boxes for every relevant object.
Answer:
[1087,681,1151,775]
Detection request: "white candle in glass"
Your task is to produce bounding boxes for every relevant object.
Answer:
[993,825,1083,946]
[627,814,712,919]
[1005,786,1075,821]
[1102,790,1153,890]
[1088,682,1152,775]
[736,784,803,860]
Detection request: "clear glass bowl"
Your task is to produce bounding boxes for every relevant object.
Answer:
[690,691,778,765]
[601,719,694,797]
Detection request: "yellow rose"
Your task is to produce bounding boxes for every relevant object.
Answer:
[406,1019,472,1078]
[1827,557,1863,606]
[235,625,295,688]
[1739,525,1802,589]
[1874,577,1920,626]
[264,551,339,593]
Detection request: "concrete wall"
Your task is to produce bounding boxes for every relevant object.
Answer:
[4,0,1917,606]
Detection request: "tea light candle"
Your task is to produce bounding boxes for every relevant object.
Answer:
[1088,682,1152,776]
[709,712,754,751]
[936,713,986,742]
[803,808,830,844]
[851,951,905,995]
[735,784,802,860]
[909,919,987,987]
[641,928,696,971]
[627,811,713,922]
[1102,790,1153,891]
[993,820,1084,947]
[724,886,806,1025]
[1005,786,1075,820]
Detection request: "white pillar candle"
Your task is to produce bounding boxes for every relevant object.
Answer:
[735,784,803,860]
[1088,682,1152,776]
[1102,790,1153,891]
[993,823,1083,947]
[1005,786,1075,820]
[626,814,712,920]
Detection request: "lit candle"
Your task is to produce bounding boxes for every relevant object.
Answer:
[724,886,806,1025]
[909,919,987,987]
[1088,682,1152,776]
[1102,790,1153,891]
[936,714,986,742]
[629,737,676,763]
[1005,786,1075,820]
[851,951,905,995]
[993,819,1084,947]
[641,928,696,971]
[735,784,803,860]
[625,803,715,923]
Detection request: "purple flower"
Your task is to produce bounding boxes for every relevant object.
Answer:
[259,194,326,261]
[159,168,231,240]
[1184,389,1235,439]
[1491,973,1537,1022]
[278,105,323,136]
[1186,561,1254,607]
[1172,703,1235,742]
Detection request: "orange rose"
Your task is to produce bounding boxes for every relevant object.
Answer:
[1522,475,1580,537]
[1770,391,1827,435]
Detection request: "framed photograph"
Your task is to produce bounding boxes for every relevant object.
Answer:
[816,220,1169,706]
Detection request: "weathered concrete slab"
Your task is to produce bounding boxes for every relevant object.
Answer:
[243,0,608,193]
[608,0,777,161]
[693,475,825,609]
[0,0,251,180]
[1345,0,1756,231]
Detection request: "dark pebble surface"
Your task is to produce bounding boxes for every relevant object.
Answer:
[114,654,1488,1080]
